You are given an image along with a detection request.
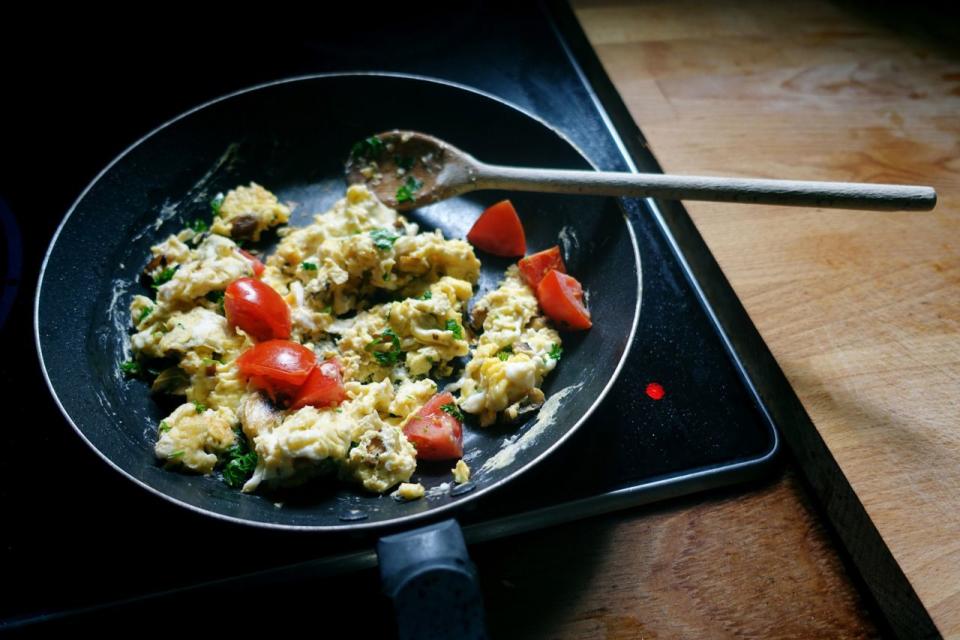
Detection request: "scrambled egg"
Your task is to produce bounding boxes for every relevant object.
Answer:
[127,182,564,497]
[154,403,237,474]
[211,182,291,241]
[458,266,560,426]
[452,459,471,484]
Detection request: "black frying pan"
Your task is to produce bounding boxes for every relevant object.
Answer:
[35,74,640,536]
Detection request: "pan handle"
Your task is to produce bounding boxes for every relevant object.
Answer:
[378,519,488,640]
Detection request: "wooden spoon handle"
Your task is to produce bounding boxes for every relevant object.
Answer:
[474,164,936,211]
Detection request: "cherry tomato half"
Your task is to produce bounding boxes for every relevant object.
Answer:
[402,391,463,460]
[536,270,592,330]
[225,277,291,342]
[236,340,316,401]
[466,200,526,257]
[518,245,566,289]
[291,358,348,410]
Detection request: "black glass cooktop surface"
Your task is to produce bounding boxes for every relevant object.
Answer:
[1,2,778,627]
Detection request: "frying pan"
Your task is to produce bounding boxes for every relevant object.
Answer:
[35,73,641,633]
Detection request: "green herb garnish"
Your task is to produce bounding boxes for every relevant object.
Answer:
[497,345,513,361]
[137,306,153,324]
[159,421,172,433]
[441,403,465,421]
[222,430,258,488]
[395,155,415,171]
[549,343,563,360]
[193,402,207,414]
[350,136,384,161]
[419,290,432,301]
[151,265,179,289]
[395,175,423,204]
[210,192,225,216]
[323,305,334,315]
[366,328,403,366]
[190,219,208,233]
[120,360,141,376]
[369,228,399,251]
[169,450,185,459]
[445,319,463,340]
[301,261,318,271]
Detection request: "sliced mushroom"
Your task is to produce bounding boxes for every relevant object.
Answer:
[502,388,545,423]
[469,304,488,332]
[230,214,259,240]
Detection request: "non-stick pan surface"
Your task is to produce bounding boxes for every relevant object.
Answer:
[36,73,640,531]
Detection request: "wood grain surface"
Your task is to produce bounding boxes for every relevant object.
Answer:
[574,0,960,636]
[480,470,878,639]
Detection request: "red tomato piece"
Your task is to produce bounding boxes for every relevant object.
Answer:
[402,391,464,460]
[224,277,291,342]
[518,245,566,288]
[466,200,526,257]
[536,270,592,330]
[238,249,266,277]
[236,340,316,401]
[291,358,348,410]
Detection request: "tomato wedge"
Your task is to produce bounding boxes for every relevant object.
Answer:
[291,358,348,410]
[402,391,463,460]
[466,200,526,257]
[237,340,316,401]
[518,245,566,288]
[238,249,265,277]
[536,270,592,330]
[225,277,291,342]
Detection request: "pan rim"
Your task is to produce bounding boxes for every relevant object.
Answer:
[34,71,643,532]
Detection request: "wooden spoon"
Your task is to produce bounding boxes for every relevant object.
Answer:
[344,130,936,211]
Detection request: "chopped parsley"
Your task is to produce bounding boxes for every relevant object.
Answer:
[193,401,207,414]
[549,343,563,360]
[222,430,258,488]
[159,421,172,433]
[366,328,403,366]
[210,192,225,216]
[445,319,463,340]
[301,261,318,271]
[383,272,390,281]
[190,219,208,233]
[395,155,415,171]
[137,306,153,324]
[350,136,384,161]
[441,403,465,421]
[323,305,334,315]
[120,360,141,376]
[151,265,179,289]
[395,176,423,204]
[169,450,185,459]
[418,290,432,301]
[497,345,513,361]
[369,228,399,251]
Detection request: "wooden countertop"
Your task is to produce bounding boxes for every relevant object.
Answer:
[568,0,960,637]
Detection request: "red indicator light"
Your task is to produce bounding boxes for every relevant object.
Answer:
[645,382,665,401]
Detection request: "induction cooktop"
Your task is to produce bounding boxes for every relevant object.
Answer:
[2,2,779,628]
